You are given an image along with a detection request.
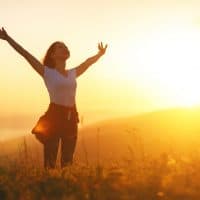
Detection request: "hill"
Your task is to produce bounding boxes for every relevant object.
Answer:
[1,107,200,164]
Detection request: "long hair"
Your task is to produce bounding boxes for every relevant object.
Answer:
[43,41,60,68]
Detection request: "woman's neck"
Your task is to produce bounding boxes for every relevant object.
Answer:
[55,61,67,72]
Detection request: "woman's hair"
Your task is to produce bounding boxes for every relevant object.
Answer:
[43,41,60,68]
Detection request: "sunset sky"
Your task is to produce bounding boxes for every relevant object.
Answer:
[1,0,200,123]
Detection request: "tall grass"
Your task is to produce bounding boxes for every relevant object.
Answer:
[1,133,200,199]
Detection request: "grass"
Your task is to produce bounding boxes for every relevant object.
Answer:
[1,146,200,200]
[2,123,200,200]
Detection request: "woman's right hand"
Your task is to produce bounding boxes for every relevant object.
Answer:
[0,27,8,40]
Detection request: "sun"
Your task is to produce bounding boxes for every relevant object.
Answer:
[132,24,200,108]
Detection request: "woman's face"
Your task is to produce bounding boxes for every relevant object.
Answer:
[51,42,70,61]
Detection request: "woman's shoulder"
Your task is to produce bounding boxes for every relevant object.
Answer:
[44,66,56,73]
[68,68,76,77]
[43,66,56,78]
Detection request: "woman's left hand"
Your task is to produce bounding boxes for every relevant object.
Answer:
[0,27,8,40]
[98,42,108,56]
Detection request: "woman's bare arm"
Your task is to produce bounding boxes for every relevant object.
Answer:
[0,27,44,76]
[75,42,107,77]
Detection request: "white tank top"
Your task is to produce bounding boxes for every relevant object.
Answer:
[43,66,77,107]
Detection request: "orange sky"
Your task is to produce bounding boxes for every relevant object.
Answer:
[1,0,200,123]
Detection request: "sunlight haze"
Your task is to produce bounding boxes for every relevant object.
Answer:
[1,0,200,126]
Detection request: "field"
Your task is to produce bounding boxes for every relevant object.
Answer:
[1,108,200,199]
[1,147,200,199]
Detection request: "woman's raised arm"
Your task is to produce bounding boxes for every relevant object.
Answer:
[0,27,44,76]
[75,42,107,77]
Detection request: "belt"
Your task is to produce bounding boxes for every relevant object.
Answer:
[46,102,79,122]
[49,102,76,110]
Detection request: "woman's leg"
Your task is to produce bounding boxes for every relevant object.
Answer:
[60,122,78,167]
[43,136,60,169]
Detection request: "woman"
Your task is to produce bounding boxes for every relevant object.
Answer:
[0,27,107,169]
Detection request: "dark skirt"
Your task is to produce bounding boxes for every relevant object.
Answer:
[31,103,79,144]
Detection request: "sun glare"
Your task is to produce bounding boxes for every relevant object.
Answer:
[133,23,200,108]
